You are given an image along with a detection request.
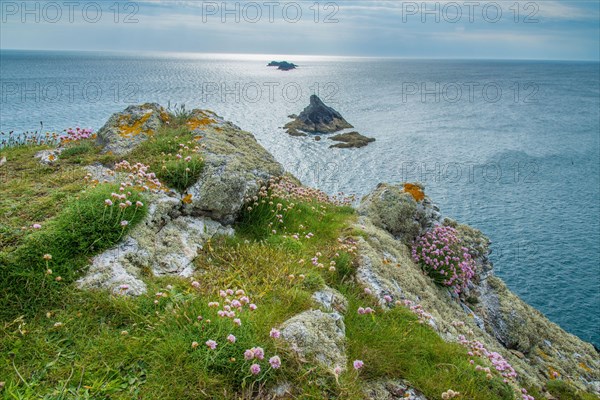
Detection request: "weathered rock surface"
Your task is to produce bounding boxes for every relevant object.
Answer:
[363,379,428,400]
[284,95,353,135]
[329,131,375,149]
[280,310,347,371]
[358,183,441,244]
[96,103,170,155]
[313,286,348,314]
[77,191,233,295]
[184,109,284,225]
[35,148,61,164]
[267,61,297,71]
[355,183,600,394]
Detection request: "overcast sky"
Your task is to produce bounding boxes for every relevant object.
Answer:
[1,0,599,60]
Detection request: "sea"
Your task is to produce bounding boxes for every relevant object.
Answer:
[1,50,598,346]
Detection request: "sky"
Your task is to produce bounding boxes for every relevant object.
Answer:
[0,0,599,60]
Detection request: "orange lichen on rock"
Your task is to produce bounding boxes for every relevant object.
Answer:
[548,366,561,379]
[403,183,425,202]
[118,112,153,138]
[182,193,193,204]
[186,115,216,131]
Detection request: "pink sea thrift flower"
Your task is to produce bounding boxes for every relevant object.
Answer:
[244,349,255,360]
[269,356,281,369]
[249,304,257,311]
[353,360,364,370]
[252,347,265,360]
[270,328,281,338]
[233,318,242,326]
[120,220,128,227]
[250,363,261,375]
[191,281,200,288]
[227,334,236,343]
[32,223,42,229]
[205,340,217,350]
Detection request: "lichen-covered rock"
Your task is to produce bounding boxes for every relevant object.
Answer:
[313,286,348,314]
[363,379,428,400]
[184,109,284,225]
[358,183,441,244]
[77,191,233,295]
[96,103,170,155]
[281,310,347,370]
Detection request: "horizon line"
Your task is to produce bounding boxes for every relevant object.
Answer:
[1,48,599,63]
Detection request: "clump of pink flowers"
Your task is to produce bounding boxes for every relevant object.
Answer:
[60,127,95,143]
[411,225,476,294]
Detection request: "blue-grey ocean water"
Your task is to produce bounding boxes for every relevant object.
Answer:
[1,50,599,346]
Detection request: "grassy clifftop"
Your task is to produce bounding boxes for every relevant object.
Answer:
[0,106,597,399]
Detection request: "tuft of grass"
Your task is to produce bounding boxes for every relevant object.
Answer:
[125,126,204,192]
[0,183,147,319]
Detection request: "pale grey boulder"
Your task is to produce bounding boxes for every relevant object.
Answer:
[280,310,347,371]
[358,183,441,245]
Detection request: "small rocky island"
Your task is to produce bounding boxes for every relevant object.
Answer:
[284,95,375,149]
[267,61,297,71]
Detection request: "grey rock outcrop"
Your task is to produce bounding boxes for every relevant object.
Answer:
[356,183,600,394]
[284,95,353,136]
[77,191,233,295]
[79,105,282,293]
[267,61,297,71]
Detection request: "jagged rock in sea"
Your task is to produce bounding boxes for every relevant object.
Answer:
[284,95,353,136]
[329,131,376,149]
[267,61,297,71]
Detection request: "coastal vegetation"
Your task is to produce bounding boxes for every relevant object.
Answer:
[0,106,597,399]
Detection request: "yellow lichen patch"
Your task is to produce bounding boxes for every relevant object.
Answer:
[186,116,216,131]
[403,183,425,202]
[548,366,560,379]
[118,111,153,138]
[536,349,550,360]
[48,154,56,161]
[182,193,193,204]
[579,362,592,372]
[194,135,203,141]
